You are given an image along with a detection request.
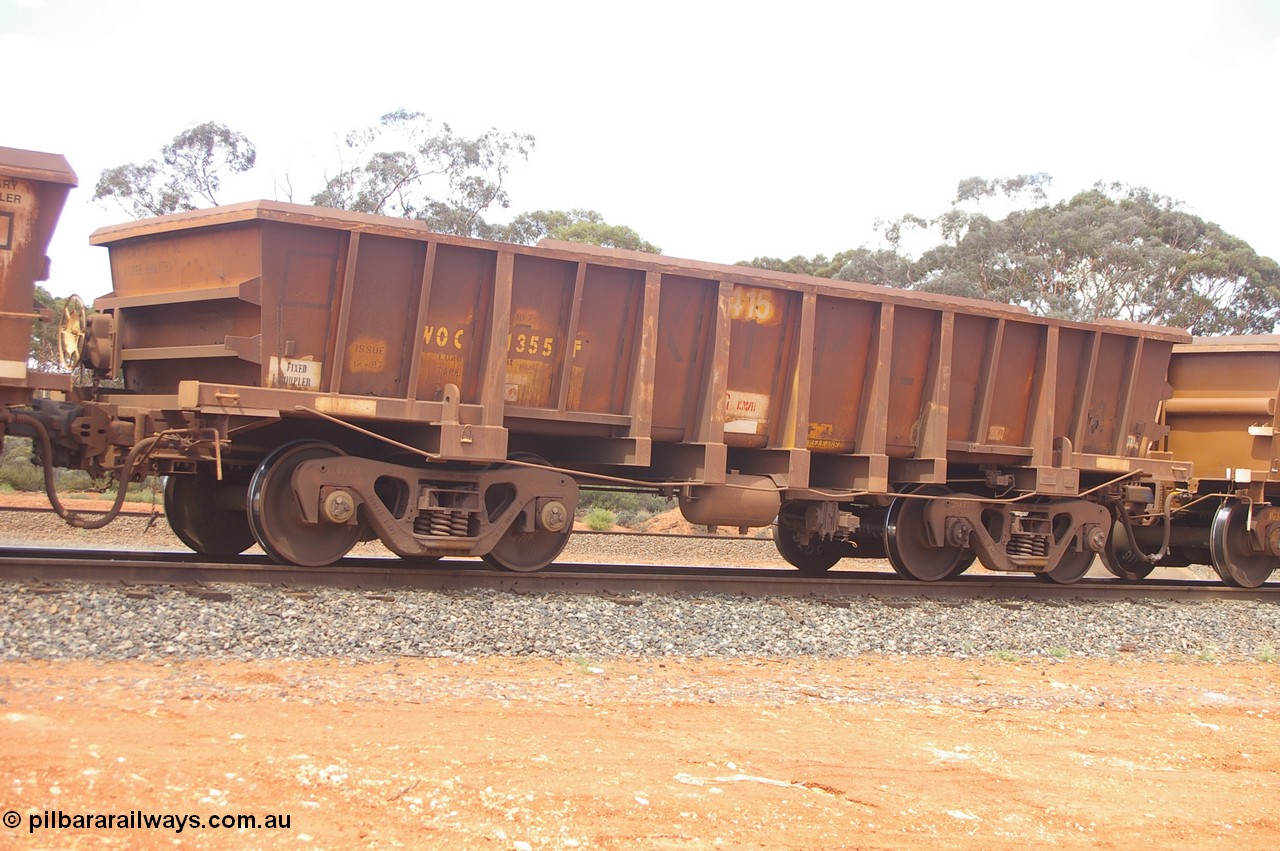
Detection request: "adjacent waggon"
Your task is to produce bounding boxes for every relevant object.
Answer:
[1103,336,1280,587]
[2,145,1276,587]
[0,146,76,407]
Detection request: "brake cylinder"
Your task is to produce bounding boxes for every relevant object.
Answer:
[678,473,781,528]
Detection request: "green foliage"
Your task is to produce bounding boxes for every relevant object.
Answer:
[741,248,913,286]
[551,220,659,253]
[901,182,1280,333]
[93,122,256,218]
[29,285,61,372]
[739,253,850,278]
[832,248,917,287]
[93,162,174,218]
[577,489,673,529]
[2,436,45,491]
[163,122,257,205]
[498,209,661,253]
[739,175,1280,334]
[0,437,93,492]
[93,115,655,254]
[311,108,534,238]
[953,173,1052,205]
[584,507,617,531]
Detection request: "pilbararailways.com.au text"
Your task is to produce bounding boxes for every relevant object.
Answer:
[9,809,293,834]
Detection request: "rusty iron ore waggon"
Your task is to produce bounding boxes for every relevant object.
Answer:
[0,147,76,406]
[1100,336,1280,588]
[4,144,1274,587]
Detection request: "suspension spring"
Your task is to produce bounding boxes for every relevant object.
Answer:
[1009,532,1049,558]
[415,508,474,537]
[450,511,470,536]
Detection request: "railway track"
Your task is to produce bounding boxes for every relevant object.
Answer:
[3,504,1276,602]
[0,503,164,518]
[1,544,1275,603]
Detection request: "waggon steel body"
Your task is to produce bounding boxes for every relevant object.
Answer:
[0,146,76,408]
[7,198,1192,580]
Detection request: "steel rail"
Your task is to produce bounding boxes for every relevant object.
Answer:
[0,546,1275,603]
[0,504,164,518]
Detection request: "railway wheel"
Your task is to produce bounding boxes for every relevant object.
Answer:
[481,454,572,573]
[247,441,365,567]
[1034,506,1100,584]
[773,524,845,574]
[884,486,973,581]
[1100,519,1155,581]
[1209,501,1279,588]
[1035,548,1095,584]
[164,471,255,557]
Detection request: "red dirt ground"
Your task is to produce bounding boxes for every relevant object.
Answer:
[2,656,1279,848]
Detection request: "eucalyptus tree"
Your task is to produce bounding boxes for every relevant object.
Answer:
[741,175,1279,334]
[311,108,534,239]
[500,209,661,253]
[93,122,257,218]
[897,180,1280,334]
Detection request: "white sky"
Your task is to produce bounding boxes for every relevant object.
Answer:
[4,0,1278,301]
